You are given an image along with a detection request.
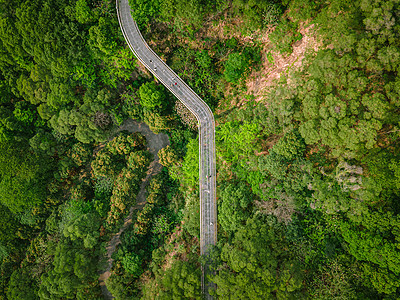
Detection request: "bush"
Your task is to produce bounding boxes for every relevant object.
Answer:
[263,3,283,26]
[107,132,146,157]
[71,142,92,166]
[224,52,250,83]
[269,18,302,54]
[273,129,306,160]
[138,81,166,109]
[91,149,119,178]
[158,145,179,167]
[122,253,143,277]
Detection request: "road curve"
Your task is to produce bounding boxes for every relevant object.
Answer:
[116,0,217,297]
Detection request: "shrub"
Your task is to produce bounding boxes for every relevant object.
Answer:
[269,18,302,55]
[122,253,143,277]
[273,129,306,160]
[138,81,165,109]
[224,52,250,83]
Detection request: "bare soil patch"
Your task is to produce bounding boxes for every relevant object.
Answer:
[245,22,320,104]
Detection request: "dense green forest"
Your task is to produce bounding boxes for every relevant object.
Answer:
[1,0,400,298]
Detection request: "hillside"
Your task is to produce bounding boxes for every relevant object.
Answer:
[1,0,400,299]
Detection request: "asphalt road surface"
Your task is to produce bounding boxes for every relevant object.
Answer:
[116,0,217,298]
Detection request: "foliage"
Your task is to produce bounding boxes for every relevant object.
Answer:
[122,253,143,277]
[272,129,305,160]
[105,270,138,300]
[176,137,199,188]
[138,81,166,109]
[217,120,260,163]
[29,129,57,156]
[159,0,206,28]
[0,141,52,214]
[142,260,201,299]
[142,110,172,133]
[49,103,111,144]
[232,0,284,30]
[182,192,200,238]
[2,0,400,298]
[218,181,254,233]
[212,215,304,299]
[224,52,251,83]
[337,211,400,294]
[91,148,120,179]
[128,0,160,27]
[7,268,38,300]
[0,204,20,258]
[62,213,100,249]
[38,226,100,299]
[71,142,92,167]
[310,257,358,300]
[269,18,302,55]
[75,0,96,24]
[107,131,146,156]
[158,145,179,167]
[89,132,152,225]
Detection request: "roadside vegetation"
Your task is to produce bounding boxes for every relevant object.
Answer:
[1,0,400,299]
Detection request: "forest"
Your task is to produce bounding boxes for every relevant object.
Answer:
[1,0,400,299]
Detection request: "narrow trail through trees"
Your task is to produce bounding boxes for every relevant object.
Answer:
[98,119,169,299]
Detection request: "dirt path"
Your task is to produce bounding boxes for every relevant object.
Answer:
[98,119,169,299]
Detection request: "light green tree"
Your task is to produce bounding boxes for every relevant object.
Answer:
[138,81,166,109]
[212,216,304,299]
[224,52,250,83]
[218,182,253,233]
[0,141,51,214]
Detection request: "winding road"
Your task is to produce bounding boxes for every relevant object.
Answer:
[116,0,217,298]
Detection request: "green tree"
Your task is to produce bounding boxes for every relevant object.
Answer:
[71,142,92,167]
[107,132,146,157]
[158,145,179,167]
[269,18,302,54]
[159,0,204,28]
[218,182,253,233]
[29,129,56,156]
[0,204,20,256]
[180,137,199,188]
[75,0,96,24]
[126,150,152,178]
[38,239,98,299]
[182,192,200,238]
[128,0,160,27]
[310,258,358,300]
[336,211,400,295]
[0,141,51,214]
[212,215,304,299]
[91,148,120,179]
[88,16,118,56]
[224,52,250,83]
[122,253,143,277]
[62,213,100,249]
[217,120,260,162]
[138,81,166,109]
[232,0,283,29]
[105,272,137,300]
[142,260,201,299]
[143,110,171,133]
[273,129,306,160]
[0,106,21,142]
[7,268,38,300]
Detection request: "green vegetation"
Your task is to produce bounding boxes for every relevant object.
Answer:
[138,81,166,109]
[1,0,400,299]
[269,18,302,54]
